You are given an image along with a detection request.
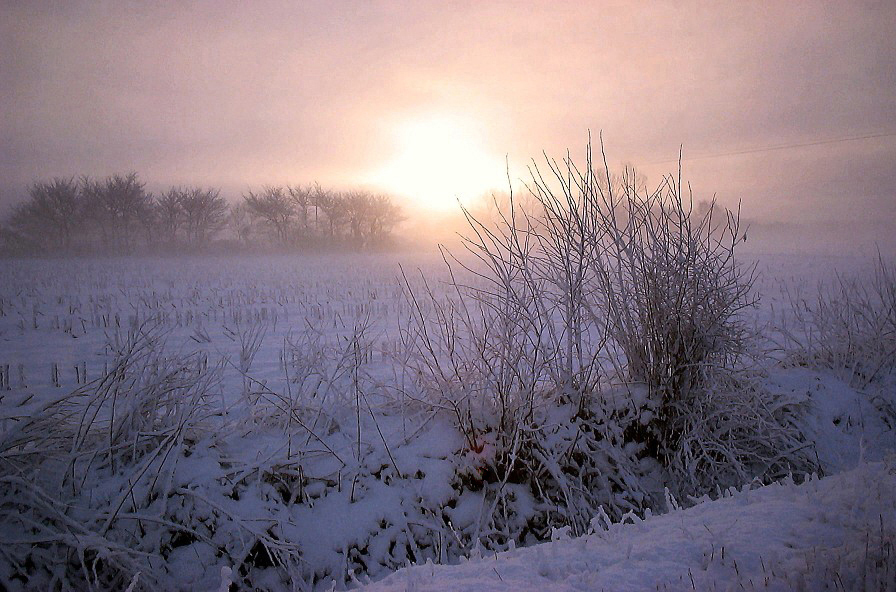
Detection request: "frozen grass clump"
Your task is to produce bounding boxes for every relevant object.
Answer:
[783,253,896,385]
[779,253,896,431]
[659,370,816,497]
[0,320,351,590]
[0,324,225,591]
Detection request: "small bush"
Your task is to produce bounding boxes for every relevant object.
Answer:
[401,136,816,515]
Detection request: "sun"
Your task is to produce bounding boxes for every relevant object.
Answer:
[367,113,507,211]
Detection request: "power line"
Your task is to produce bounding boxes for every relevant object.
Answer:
[648,130,896,165]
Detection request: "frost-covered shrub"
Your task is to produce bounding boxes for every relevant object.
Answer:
[401,137,816,525]
[520,144,776,488]
[398,169,634,537]
[593,176,753,395]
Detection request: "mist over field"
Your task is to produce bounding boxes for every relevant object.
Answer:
[2,2,895,256]
[2,2,895,590]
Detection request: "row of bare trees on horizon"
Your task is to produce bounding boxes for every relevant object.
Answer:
[0,174,404,256]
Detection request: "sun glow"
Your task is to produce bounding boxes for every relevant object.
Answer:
[368,113,507,211]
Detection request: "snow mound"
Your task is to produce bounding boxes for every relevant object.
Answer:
[362,460,896,591]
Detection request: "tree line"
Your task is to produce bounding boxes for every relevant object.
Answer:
[0,174,404,256]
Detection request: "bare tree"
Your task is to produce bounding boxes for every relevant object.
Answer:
[82,173,152,253]
[309,183,330,236]
[311,187,347,240]
[227,203,256,246]
[366,192,404,244]
[341,190,404,245]
[243,186,295,246]
[287,184,314,240]
[154,189,185,245]
[7,178,82,252]
[79,177,107,247]
[345,190,369,244]
[179,187,228,247]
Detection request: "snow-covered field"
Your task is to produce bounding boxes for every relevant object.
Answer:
[0,250,893,591]
[0,253,444,395]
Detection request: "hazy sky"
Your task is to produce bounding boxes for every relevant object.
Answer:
[3,1,895,249]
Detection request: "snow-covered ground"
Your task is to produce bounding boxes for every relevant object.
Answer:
[0,251,893,591]
[363,460,896,592]
[365,458,896,592]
